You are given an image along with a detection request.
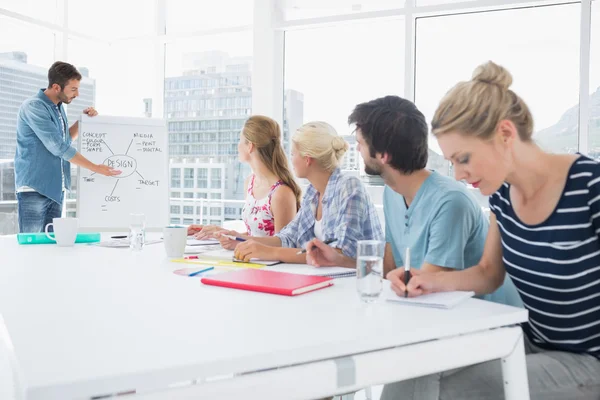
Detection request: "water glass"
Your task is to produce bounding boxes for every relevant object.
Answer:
[129,213,146,251]
[356,240,384,303]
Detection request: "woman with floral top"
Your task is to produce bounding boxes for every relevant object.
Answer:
[188,115,301,248]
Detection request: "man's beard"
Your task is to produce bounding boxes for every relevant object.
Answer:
[364,162,381,176]
[58,92,72,104]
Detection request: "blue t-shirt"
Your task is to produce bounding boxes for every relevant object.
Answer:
[383,171,522,307]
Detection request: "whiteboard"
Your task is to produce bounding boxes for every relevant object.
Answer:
[76,115,168,231]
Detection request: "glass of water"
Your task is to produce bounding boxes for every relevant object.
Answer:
[356,240,385,303]
[129,213,146,251]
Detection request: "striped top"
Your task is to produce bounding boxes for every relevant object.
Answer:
[489,155,600,359]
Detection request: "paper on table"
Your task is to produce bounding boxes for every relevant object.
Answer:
[267,264,355,278]
[187,238,219,246]
[201,248,281,266]
[384,284,474,309]
[184,244,222,254]
[94,239,162,248]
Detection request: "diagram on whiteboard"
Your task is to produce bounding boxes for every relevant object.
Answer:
[77,115,168,229]
[82,134,161,204]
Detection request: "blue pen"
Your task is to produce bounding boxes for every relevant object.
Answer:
[188,266,214,277]
[221,234,246,242]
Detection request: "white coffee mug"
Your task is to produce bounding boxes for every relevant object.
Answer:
[45,218,79,247]
[163,226,187,258]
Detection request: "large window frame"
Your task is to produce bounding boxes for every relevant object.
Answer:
[0,0,595,194]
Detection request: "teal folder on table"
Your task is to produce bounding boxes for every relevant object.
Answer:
[17,232,101,245]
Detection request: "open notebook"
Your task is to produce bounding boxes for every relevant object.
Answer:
[384,285,474,309]
[267,264,356,278]
[186,238,220,246]
[200,248,281,266]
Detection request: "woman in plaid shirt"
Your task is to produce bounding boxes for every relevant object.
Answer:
[229,121,384,264]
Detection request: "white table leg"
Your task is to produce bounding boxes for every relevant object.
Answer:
[501,331,530,400]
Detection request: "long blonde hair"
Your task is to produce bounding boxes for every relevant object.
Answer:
[292,121,349,172]
[431,61,534,141]
[243,115,302,210]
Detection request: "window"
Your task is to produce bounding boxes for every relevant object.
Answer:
[210,207,221,216]
[183,206,194,215]
[184,168,194,188]
[285,19,404,198]
[415,4,581,162]
[170,205,181,214]
[197,168,208,188]
[171,191,181,198]
[196,192,208,199]
[166,0,253,34]
[67,37,157,118]
[281,1,401,21]
[171,169,181,188]
[211,169,222,189]
[165,31,252,203]
[170,218,180,224]
[183,192,194,199]
[68,0,155,40]
[0,0,57,24]
[0,18,56,161]
[183,218,194,225]
[210,193,222,199]
[590,1,600,159]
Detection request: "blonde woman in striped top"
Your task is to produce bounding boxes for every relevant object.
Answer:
[384,61,600,399]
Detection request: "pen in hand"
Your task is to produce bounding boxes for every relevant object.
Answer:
[296,238,337,255]
[404,247,411,298]
[220,233,246,242]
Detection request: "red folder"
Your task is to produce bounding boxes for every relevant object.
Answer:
[201,269,333,296]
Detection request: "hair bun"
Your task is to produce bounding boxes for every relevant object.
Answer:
[472,61,512,91]
[332,136,348,152]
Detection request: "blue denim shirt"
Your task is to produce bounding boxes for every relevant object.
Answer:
[276,168,384,258]
[14,89,76,204]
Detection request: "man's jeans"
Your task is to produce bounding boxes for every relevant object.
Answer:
[17,192,63,233]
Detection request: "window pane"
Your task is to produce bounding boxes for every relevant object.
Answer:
[68,0,155,39]
[590,1,600,160]
[67,38,157,118]
[166,32,253,209]
[285,18,403,202]
[416,4,581,159]
[415,4,580,208]
[0,18,56,160]
[282,0,403,21]
[0,0,57,24]
[166,0,253,34]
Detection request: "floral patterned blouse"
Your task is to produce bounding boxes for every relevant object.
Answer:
[241,175,284,237]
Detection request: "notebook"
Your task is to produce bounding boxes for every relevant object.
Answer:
[187,238,220,246]
[202,248,281,266]
[267,264,356,278]
[201,269,333,296]
[384,286,475,309]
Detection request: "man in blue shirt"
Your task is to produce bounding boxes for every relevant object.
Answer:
[306,95,521,307]
[15,61,121,233]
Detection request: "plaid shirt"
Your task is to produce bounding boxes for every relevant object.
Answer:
[276,168,383,258]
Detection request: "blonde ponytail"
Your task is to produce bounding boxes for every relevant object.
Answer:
[243,115,302,209]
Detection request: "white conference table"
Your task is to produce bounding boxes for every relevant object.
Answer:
[0,234,530,400]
